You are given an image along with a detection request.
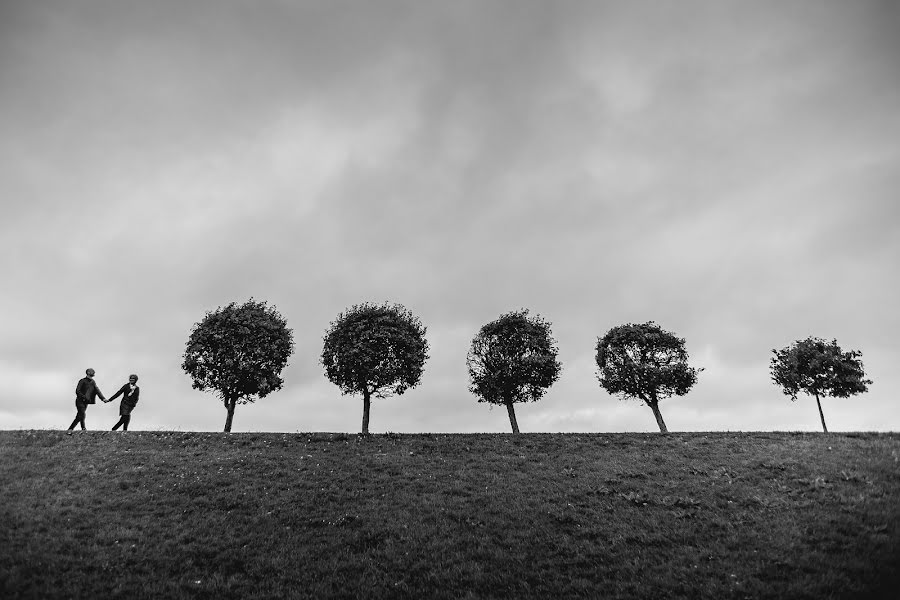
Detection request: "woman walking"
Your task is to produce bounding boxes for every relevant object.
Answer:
[108,374,140,431]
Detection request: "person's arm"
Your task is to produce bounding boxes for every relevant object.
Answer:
[107,384,125,403]
[75,379,87,402]
[96,383,107,403]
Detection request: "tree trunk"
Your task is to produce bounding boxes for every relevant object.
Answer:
[361,390,371,435]
[648,400,668,433]
[814,392,828,433]
[223,397,237,433]
[505,401,520,434]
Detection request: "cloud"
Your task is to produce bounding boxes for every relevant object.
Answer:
[2,1,898,432]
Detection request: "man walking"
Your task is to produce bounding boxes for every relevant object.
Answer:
[67,368,106,433]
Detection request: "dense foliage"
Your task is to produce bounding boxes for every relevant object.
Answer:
[321,302,429,434]
[596,321,700,433]
[770,337,871,432]
[467,310,561,433]
[182,299,294,432]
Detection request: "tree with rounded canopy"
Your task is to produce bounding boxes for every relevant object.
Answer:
[770,337,871,433]
[467,310,561,434]
[321,302,429,435]
[595,321,700,433]
[182,299,294,433]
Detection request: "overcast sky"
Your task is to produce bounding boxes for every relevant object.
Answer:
[1,0,898,434]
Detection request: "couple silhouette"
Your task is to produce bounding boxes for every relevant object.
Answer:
[67,368,140,433]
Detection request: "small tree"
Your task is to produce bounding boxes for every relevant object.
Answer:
[321,302,429,434]
[182,299,294,432]
[770,337,871,432]
[595,321,700,433]
[467,310,561,434]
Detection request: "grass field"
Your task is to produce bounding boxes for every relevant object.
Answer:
[1,430,898,599]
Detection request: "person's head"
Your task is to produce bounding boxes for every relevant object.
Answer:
[85,368,95,377]
[129,374,138,384]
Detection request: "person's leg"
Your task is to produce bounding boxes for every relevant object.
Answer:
[74,404,87,430]
[122,415,131,431]
[112,417,124,431]
[68,402,86,430]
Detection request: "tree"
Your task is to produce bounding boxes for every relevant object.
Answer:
[770,337,871,432]
[321,302,429,434]
[595,321,700,433]
[467,310,561,434]
[182,299,294,432]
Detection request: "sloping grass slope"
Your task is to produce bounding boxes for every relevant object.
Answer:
[1,430,898,599]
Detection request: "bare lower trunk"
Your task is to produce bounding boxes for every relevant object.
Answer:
[814,392,828,433]
[223,397,237,433]
[648,400,668,433]
[505,401,520,434]
[361,390,371,435]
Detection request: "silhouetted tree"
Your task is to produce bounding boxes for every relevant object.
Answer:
[182,299,294,432]
[467,310,561,434]
[596,321,700,433]
[770,337,871,432]
[321,302,429,434]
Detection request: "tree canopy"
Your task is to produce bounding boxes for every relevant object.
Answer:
[467,310,561,434]
[321,302,429,434]
[770,337,871,432]
[182,299,294,432]
[595,321,700,433]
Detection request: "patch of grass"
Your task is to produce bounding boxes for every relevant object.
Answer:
[1,431,898,599]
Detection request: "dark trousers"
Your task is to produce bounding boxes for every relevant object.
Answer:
[112,415,131,431]
[68,402,88,430]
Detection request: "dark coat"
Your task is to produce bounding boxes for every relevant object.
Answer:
[75,377,104,405]
[109,383,140,416]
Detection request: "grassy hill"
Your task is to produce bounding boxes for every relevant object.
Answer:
[1,430,898,599]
